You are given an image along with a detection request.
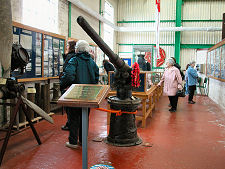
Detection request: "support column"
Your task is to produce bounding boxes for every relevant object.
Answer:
[68,1,72,38]
[175,0,183,64]
[99,0,102,36]
[222,13,225,39]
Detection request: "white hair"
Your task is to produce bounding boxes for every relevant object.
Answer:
[166,58,175,65]
[189,61,196,65]
[75,40,90,52]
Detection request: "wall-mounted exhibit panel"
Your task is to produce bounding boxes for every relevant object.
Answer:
[207,39,225,81]
[12,22,65,81]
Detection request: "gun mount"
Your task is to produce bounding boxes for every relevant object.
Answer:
[77,16,142,146]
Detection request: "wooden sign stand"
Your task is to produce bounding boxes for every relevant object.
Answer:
[58,84,110,169]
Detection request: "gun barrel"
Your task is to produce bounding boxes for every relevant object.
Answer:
[77,16,130,71]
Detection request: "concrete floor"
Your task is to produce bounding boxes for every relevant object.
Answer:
[0,96,225,169]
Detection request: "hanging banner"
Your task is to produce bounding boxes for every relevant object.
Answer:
[153,46,166,67]
[145,52,151,63]
[155,0,160,60]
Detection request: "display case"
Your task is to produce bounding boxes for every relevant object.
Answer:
[107,71,163,128]
[108,71,163,92]
[207,39,225,82]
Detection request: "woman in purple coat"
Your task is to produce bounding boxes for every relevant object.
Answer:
[158,58,183,112]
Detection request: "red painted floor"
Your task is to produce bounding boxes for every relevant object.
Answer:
[1,96,225,169]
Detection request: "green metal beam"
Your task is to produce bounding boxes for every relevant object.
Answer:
[117,19,222,24]
[118,43,175,46]
[152,67,165,69]
[175,0,182,64]
[181,44,214,49]
[118,52,133,53]
[117,20,175,23]
[99,0,102,36]
[182,19,222,22]
[68,2,71,38]
[118,43,214,49]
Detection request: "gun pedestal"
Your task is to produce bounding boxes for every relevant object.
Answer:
[106,70,142,146]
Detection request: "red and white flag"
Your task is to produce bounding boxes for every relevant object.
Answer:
[155,0,160,61]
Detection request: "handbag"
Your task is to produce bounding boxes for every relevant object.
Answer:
[176,88,185,97]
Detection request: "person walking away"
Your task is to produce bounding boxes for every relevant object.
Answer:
[158,58,183,112]
[137,54,147,71]
[103,59,115,75]
[186,61,198,104]
[146,62,151,71]
[171,57,185,80]
[60,40,76,131]
[60,40,99,148]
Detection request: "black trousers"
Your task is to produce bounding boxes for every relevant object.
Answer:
[67,107,90,145]
[188,85,196,101]
[168,95,178,110]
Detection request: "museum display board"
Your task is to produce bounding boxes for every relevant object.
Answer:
[207,39,225,82]
[12,22,65,81]
[58,84,110,107]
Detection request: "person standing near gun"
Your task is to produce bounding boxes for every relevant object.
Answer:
[60,40,99,148]
[60,40,76,131]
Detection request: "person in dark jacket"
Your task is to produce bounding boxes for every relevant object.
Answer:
[60,40,76,131]
[103,59,115,75]
[185,64,190,95]
[137,54,147,71]
[171,57,185,80]
[60,40,99,149]
[146,62,151,71]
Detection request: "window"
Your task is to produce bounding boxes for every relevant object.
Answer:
[103,1,114,50]
[23,0,58,33]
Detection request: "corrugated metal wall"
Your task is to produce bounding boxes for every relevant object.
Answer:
[180,49,196,70]
[118,0,176,21]
[117,0,176,63]
[181,0,225,45]
[117,0,225,68]
[181,22,222,44]
[182,0,225,20]
[117,0,176,46]
[118,22,175,44]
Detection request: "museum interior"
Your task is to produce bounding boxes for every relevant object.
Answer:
[0,0,225,169]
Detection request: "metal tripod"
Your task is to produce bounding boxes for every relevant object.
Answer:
[0,96,42,166]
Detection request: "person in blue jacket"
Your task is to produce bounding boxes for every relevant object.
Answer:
[60,40,99,149]
[186,61,198,104]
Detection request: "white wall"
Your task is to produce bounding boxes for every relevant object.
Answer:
[208,78,225,110]
[180,49,196,70]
